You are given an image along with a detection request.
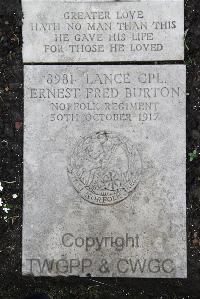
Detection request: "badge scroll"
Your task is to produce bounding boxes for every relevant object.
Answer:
[67,131,142,205]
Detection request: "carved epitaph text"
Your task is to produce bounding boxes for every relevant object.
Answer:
[22,1,184,62]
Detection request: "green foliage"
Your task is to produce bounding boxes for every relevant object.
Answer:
[188,149,198,162]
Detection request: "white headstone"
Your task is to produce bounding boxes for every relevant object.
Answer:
[22,1,184,62]
[23,64,186,278]
[22,0,113,1]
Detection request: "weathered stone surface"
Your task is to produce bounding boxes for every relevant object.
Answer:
[22,1,184,62]
[22,0,183,2]
[23,65,186,278]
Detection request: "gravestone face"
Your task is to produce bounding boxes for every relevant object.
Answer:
[22,0,183,2]
[23,64,186,278]
[22,0,183,1]
[22,1,184,62]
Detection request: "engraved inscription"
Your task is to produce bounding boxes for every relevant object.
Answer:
[22,2,184,62]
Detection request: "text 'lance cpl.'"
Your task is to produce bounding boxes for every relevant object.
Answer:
[63,11,144,20]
